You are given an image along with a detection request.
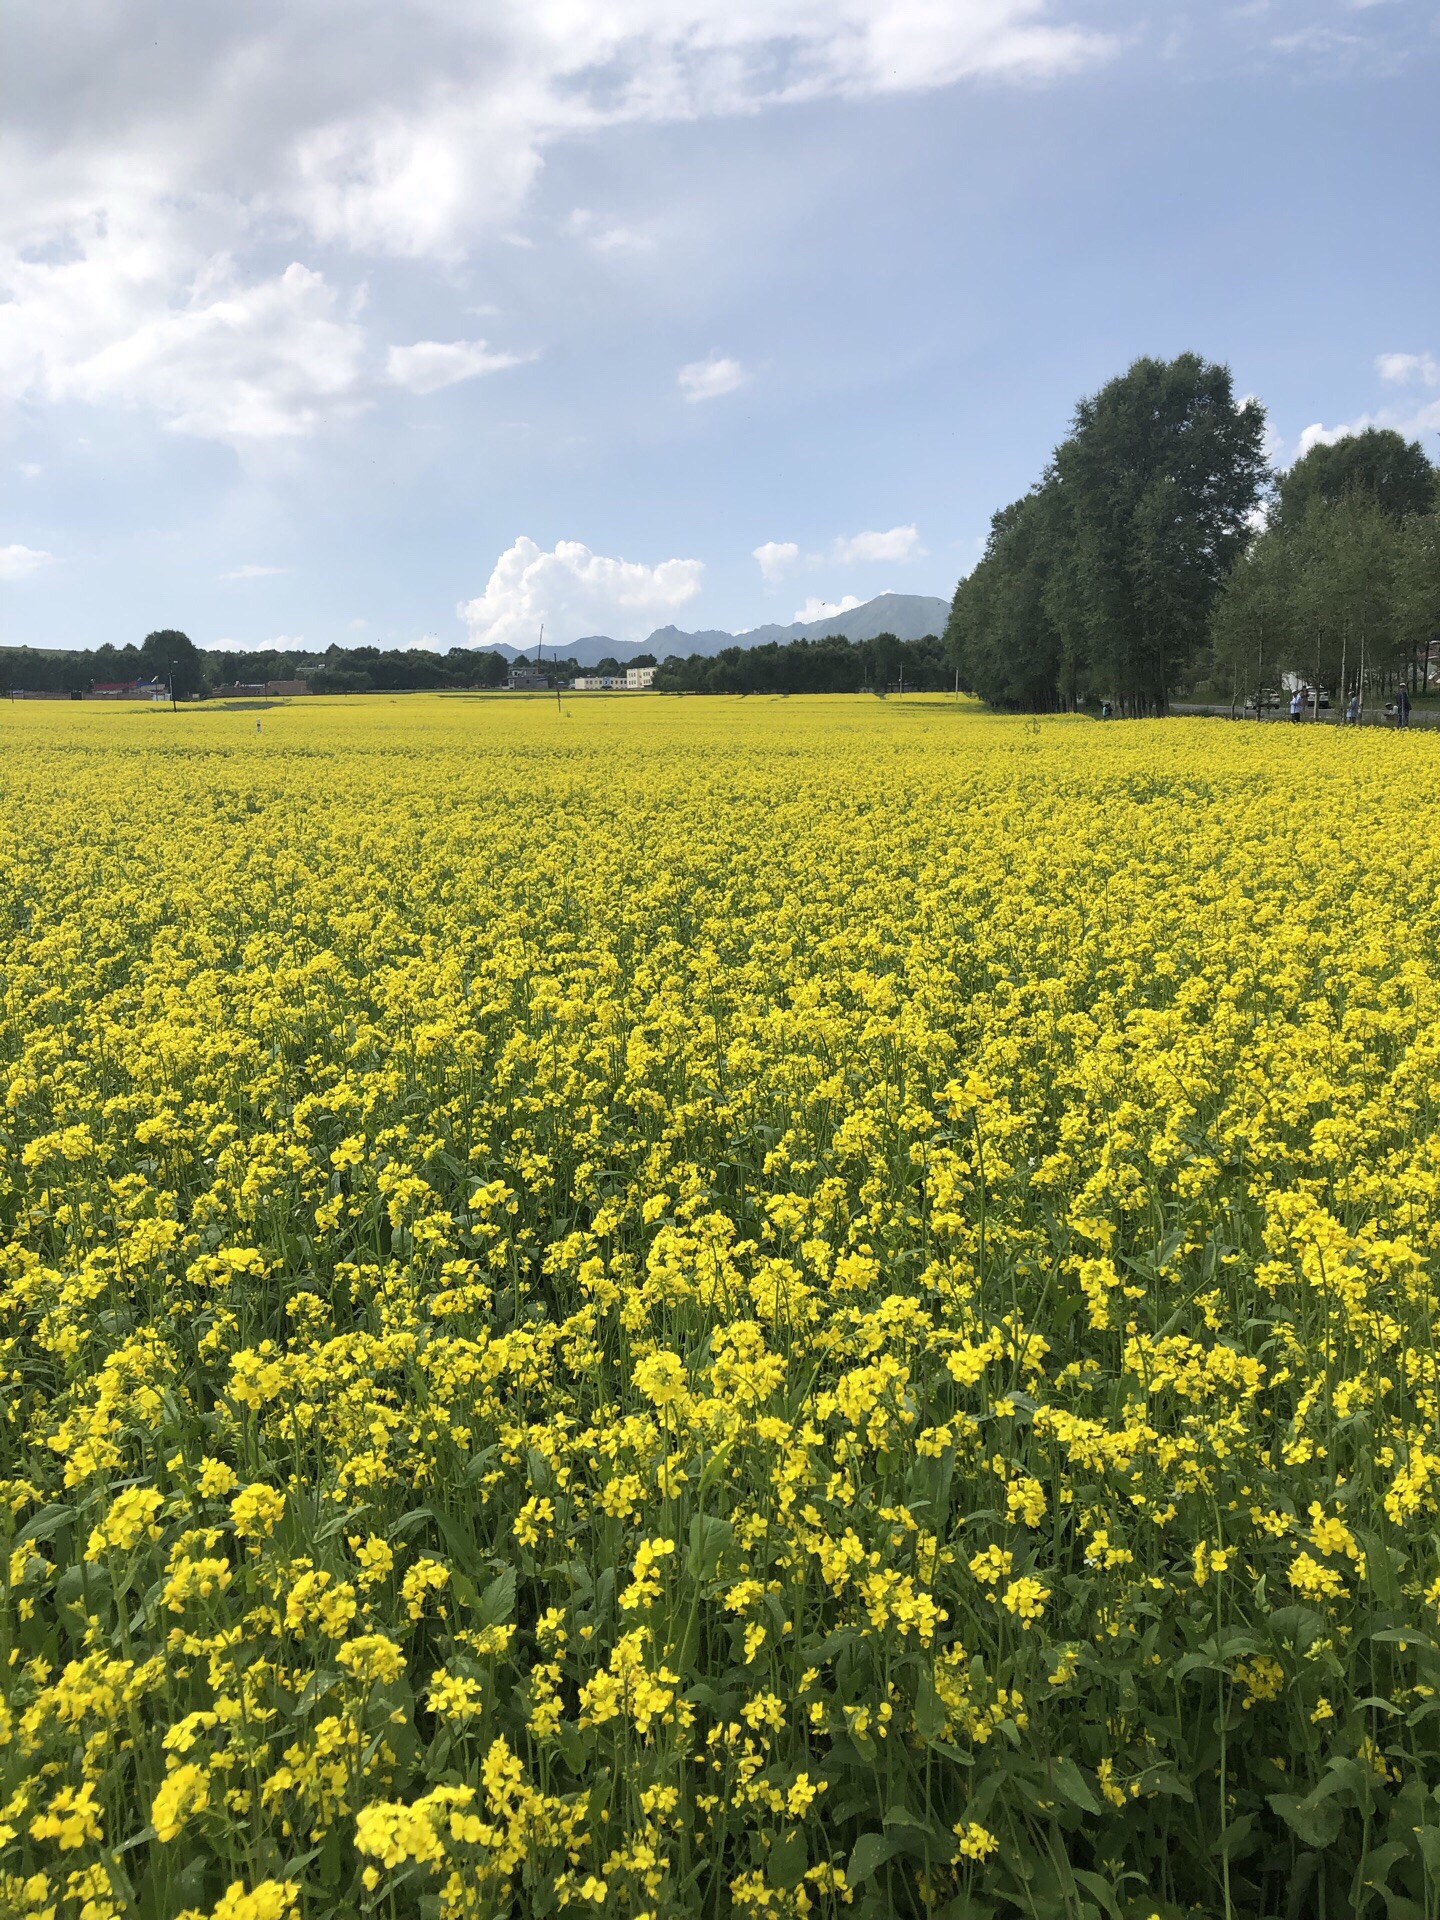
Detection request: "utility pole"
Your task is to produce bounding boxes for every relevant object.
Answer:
[168,661,177,712]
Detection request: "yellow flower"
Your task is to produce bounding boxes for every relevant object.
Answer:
[195,1458,239,1499]
[1000,1577,1049,1624]
[85,1485,163,1559]
[953,1820,999,1862]
[229,1484,285,1540]
[968,1545,1013,1587]
[337,1634,407,1686]
[633,1350,689,1408]
[29,1783,103,1851]
[151,1764,210,1844]
[400,1559,450,1621]
[427,1669,485,1720]
[211,1882,301,1920]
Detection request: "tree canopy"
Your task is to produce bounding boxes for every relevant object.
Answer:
[1274,428,1437,527]
[947,354,1268,714]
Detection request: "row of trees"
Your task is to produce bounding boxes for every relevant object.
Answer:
[653,632,948,695]
[1,636,530,698]
[1208,439,1440,713]
[3,633,953,701]
[946,354,1440,715]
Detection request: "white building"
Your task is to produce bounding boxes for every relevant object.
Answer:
[574,666,657,691]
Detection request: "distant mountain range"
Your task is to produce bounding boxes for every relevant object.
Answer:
[492,592,951,668]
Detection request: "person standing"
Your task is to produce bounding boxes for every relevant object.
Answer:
[1346,691,1360,726]
[1395,682,1412,729]
[1290,688,1303,722]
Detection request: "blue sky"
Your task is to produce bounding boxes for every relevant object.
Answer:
[3,1,1438,654]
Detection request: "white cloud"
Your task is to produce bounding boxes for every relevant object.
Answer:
[832,524,924,564]
[0,543,55,581]
[1296,398,1440,460]
[0,4,1114,442]
[271,8,1114,263]
[458,535,704,649]
[793,594,862,623]
[386,338,532,395]
[1377,351,1439,388]
[19,463,41,479]
[1295,420,1352,457]
[0,247,369,443]
[222,563,289,580]
[678,354,748,403]
[1272,26,1362,55]
[753,540,799,582]
[565,209,655,254]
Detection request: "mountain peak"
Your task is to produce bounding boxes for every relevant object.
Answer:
[482,592,950,667]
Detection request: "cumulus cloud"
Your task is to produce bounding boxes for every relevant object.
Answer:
[565,209,654,254]
[0,249,369,442]
[386,338,533,395]
[1377,351,1439,388]
[753,540,800,582]
[832,524,924,564]
[222,563,289,580]
[793,594,862,623]
[1296,401,1440,461]
[1,3,1113,443]
[458,535,704,649]
[678,355,748,403]
[1295,420,1351,457]
[0,543,55,581]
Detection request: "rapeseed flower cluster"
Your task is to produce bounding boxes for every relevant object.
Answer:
[4,692,1440,1917]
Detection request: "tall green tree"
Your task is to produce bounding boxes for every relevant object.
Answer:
[1053,354,1268,714]
[140,629,203,698]
[1208,525,1295,715]
[1395,512,1440,691]
[1289,497,1401,706]
[947,354,1268,714]
[1275,428,1436,528]
[946,486,1069,710]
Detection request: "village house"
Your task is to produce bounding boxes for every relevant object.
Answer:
[573,666,657,691]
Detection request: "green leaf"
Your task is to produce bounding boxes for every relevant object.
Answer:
[112,1823,158,1855]
[1214,1813,1254,1861]
[884,1806,952,1861]
[847,1832,902,1886]
[479,1564,516,1626]
[1414,1825,1440,1882]
[768,1828,808,1890]
[14,1503,75,1545]
[1370,1628,1435,1652]
[1269,1792,1343,1850]
[686,1512,732,1581]
[1072,1868,1122,1918]
[697,1441,736,1497]
[1049,1756,1103,1815]
[1353,1837,1407,1904]
[913,1668,946,1742]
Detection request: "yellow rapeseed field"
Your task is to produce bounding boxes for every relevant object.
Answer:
[5,692,1440,1920]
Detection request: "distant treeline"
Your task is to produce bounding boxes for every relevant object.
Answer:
[1,638,544,698]
[946,352,1440,715]
[654,632,948,694]
[4,633,951,700]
